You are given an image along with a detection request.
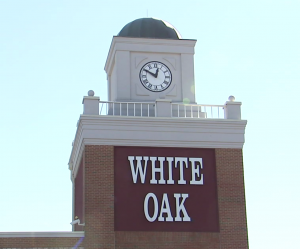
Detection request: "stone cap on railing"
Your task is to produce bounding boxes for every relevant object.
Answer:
[82,91,242,120]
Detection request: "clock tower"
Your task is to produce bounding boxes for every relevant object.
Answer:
[105,18,197,104]
[0,17,248,249]
[69,17,249,249]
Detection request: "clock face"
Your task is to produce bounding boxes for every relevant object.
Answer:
[139,61,172,92]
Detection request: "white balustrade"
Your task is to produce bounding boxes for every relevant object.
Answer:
[99,101,156,117]
[98,101,224,119]
[82,91,233,119]
[171,103,225,119]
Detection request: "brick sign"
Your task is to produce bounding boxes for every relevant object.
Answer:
[114,146,219,232]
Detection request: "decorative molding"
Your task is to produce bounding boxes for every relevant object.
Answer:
[105,36,196,76]
[0,231,84,238]
[69,115,247,176]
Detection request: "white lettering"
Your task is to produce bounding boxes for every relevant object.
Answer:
[166,157,175,184]
[158,193,173,222]
[150,157,166,184]
[128,156,204,186]
[175,157,188,184]
[128,156,148,184]
[144,193,158,222]
[174,193,191,221]
[189,158,204,185]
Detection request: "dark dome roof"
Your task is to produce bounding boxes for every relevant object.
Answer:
[118,18,181,40]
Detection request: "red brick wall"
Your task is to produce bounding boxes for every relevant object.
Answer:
[216,148,249,249]
[75,157,85,231]
[0,146,247,249]
[84,145,114,249]
[83,145,248,249]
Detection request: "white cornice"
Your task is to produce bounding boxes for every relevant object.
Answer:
[69,115,247,177]
[104,36,197,75]
[0,231,84,237]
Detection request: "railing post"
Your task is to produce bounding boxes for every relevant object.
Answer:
[82,90,100,115]
[224,96,242,120]
[155,99,172,117]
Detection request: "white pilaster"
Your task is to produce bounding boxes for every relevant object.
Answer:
[115,51,131,101]
[82,90,100,115]
[155,99,172,117]
[181,53,196,104]
[224,96,242,120]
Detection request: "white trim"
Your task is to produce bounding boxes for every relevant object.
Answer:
[156,99,172,102]
[225,101,242,105]
[69,115,247,175]
[105,36,196,76]
[82,95,100,104]
[0,231,84,238]
[82,138,244,148]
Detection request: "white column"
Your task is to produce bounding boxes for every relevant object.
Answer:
[224,96,242,120]
[82,90,100,115]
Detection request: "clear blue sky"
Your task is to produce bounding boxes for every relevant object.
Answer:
[0,1,299,248]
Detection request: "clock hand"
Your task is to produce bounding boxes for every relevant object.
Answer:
[154,68,159,78]
[143,69,156,77]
